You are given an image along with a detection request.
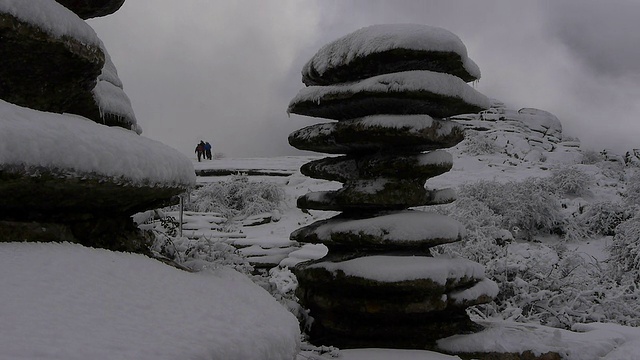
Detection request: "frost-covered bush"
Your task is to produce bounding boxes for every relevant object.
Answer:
[548,167,592,196]
[609,216,640,280]
[186,174,284,220]
[461,131,499,155]
[458,178,561,239]
[579,201,632,236]
[623,171,640,208]
[581,149,603,165]
[151,232,253,274]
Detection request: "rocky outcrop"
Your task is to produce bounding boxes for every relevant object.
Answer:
[0,11,104,115]
[0,1,194,253]
[55,0,125,19]
[288,24,498,349]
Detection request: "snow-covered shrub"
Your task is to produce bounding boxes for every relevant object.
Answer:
[579,201,632,236]
[623,171,640,208]
[548,167,592,196]
[609,216,640,280]
[581,149,603,165]
[150,232,253,274]
[186,174,284,220]
[458,178,561,239]
[461,131,499,155]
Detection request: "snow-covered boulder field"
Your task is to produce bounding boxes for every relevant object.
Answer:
[0,242,300,360]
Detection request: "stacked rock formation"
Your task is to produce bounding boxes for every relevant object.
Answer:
[0,0,194,252]
[287,24,499,349]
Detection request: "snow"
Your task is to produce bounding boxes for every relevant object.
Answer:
[288,70,492,113]
[359,114,462,137]
[0,0,101,47]
[311,211,465,243]
[0,99,195,187]
[309,255,486,284]
[92,49,139,132]
[449,278,500,305]
[303,23,480,82]
[419,150,453,166]
[0,242,300,360]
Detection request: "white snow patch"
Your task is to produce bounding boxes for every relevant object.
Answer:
[310,255,486,284]
[0,242,300,360]
[0,0,101,47]
[314,211,465,242]
[359,114,462,137]
[419,150,453,166]
[449,278,499,304]
[303,23,480,81]
[0,100,195,187]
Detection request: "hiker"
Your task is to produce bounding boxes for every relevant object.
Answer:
[204,141,212,160]
[195,141,205,162]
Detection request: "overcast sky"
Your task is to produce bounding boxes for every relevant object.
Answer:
[89,0,640,159]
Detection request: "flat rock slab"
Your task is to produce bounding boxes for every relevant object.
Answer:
[290,210,464,251]
[55,0,126,19]
[0,11,104,114]
[288,70,490,120]
[297,186,456,212]
[301,150,453,182]
[302,23,481,85]
[289,115,464,154]
[0,168,184,222]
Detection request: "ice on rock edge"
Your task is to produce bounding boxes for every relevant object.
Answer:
[303,23,481,80]
[310,255,486,284]
[0,0,101,47]
[313,211,465,243]
[289,70,491,113]
[0,100,195,187]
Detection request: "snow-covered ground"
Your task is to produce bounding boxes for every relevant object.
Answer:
[4,125,640,358]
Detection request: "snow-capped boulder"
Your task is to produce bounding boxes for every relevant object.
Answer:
[0,1,194,253]
[453,105,579,164]
[0,100,195,252]
[295,255,497,348]
[289,115,465,154]
[0,1,105,116]
[302,23,481,85]
[301,150,452,182]
[55,0,125,19]
[288,70,491,120]
[291,211,464,251]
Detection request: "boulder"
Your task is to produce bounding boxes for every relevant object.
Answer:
[300,151,453,182]
[302,23,481,85]
[289,116,465,154]
[289,71,490,120]
[298,186,456,212]
[290,210,464,251]
[0,10,104,114]
[55,0,126,19]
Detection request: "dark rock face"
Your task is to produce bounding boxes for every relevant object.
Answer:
[288,24,495,349]
[55,0,126,19]
[0,12,104,114]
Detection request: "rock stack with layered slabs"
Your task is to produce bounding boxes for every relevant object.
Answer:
[287,24,499,349]
[0,0,194,253]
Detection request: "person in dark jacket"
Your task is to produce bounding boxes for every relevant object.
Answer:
[204,141,212,160]
[195,141,205,162]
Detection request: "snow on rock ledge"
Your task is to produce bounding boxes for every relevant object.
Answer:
[0,242,300,360]
[302,23,481,85]
[0,0,101,47]
[0,100,194,187]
